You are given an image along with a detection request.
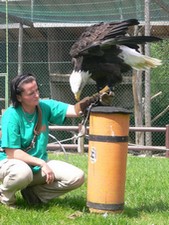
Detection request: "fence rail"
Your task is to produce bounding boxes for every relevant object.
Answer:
[47,125,169,157]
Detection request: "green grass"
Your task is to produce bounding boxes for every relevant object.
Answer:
[1,153,169,225]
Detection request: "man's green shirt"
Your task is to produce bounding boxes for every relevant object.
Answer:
[0,99,68,173]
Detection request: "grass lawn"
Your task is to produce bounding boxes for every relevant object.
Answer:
[1,153,169,225]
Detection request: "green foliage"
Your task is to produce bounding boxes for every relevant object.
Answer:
[150,40,169,141]
[150,40,169,145]
[151,40,169,108]
[1,153,169,225]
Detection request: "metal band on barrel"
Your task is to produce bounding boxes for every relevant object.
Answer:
[87,201,124,211]
[89,135,128,143]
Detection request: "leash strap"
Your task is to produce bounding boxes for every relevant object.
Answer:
[25,105,42,152]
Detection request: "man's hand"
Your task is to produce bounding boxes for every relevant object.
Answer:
[40,162,55,184]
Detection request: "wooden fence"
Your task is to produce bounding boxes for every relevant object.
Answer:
[47,125,169,157]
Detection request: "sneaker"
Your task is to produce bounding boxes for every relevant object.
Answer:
[6,204,17,209]
[0,192,17,209]
[21,187,42,205]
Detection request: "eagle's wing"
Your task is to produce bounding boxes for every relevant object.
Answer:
[70,19,139,58]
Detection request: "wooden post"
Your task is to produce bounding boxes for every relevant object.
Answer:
[77,136,84,154]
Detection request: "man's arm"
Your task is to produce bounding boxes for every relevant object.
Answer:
[5,148,55,184]
[5,148,46,167]
[66,105,77,117]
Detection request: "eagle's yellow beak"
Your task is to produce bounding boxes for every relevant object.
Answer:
[75,93,81,102]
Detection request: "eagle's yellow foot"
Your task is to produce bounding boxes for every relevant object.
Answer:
[99,85,110,94]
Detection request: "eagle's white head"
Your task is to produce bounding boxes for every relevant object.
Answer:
[69,70,91,101]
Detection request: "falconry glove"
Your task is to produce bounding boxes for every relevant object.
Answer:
[74,91,114,116]
[74,94,99,116]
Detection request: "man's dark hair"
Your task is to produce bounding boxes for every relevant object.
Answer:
[11,73,37,108]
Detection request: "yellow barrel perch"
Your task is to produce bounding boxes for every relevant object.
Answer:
[87,106,131,213]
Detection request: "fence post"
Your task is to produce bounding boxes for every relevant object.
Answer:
[165,125,169,157]
[77,136,84,154]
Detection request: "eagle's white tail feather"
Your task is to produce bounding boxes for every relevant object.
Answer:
[119,45,162,70]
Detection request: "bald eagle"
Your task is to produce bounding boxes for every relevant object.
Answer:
[69,19,162,101]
